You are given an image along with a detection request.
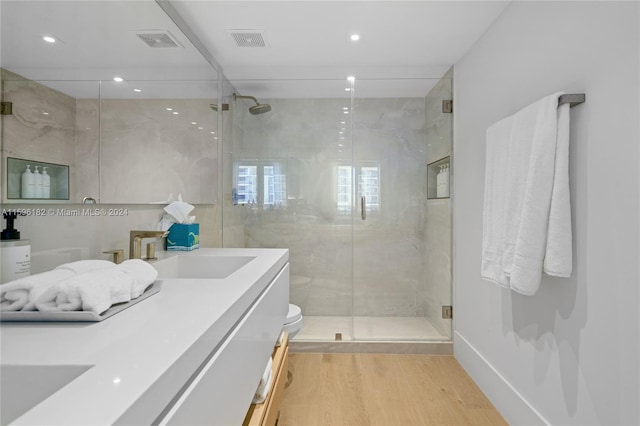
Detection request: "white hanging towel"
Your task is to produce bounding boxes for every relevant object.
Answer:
[482,92,572,295]
[481,115,513,288]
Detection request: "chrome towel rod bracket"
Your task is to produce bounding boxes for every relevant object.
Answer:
[559,93,585,107]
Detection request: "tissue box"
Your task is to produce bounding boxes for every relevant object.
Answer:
[166,224,200,251]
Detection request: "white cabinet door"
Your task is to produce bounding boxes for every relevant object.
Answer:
[159,263,289,426]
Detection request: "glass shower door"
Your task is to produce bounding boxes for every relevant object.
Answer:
[351,76,453,341]
[223,78,355,341]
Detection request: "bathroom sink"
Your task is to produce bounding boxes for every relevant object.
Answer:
[0,364,93,426]
[154,255,255,279]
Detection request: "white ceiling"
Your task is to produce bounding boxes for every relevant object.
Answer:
[171,0,510,97]
[1,1,510,99]
[0,1,216,98]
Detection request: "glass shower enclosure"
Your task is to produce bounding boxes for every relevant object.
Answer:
[221,72,452,343]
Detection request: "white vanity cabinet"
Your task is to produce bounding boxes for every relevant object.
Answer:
[160,264,289,425]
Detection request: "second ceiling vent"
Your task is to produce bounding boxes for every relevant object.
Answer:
[227,30,269,48]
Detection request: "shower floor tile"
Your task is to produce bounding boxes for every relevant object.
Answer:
[294,316,448,342]
[295,316,353,341]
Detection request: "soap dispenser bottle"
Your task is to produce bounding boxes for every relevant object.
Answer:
[436,165,444,198]
[41,167,51,199]
[21,165,35,199]
[33,166,43,198]
[442,164,450,198]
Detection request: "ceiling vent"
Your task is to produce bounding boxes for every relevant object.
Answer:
[135,30,183,48]
[227,30,269,48]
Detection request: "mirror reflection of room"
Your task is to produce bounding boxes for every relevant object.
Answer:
[0,1,219,204]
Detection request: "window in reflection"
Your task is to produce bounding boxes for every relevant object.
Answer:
[336,164,380,214]
[234,161,286,207]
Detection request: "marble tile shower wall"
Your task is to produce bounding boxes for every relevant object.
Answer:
[1,69,78,197]
[227,96,436,317]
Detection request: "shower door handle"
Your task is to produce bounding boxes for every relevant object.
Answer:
[361,196,366,220]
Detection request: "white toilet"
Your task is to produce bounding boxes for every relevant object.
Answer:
[283,304,303,339]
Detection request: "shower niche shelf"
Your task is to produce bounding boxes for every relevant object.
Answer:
[427,156,450,199]
[6,157,69,201]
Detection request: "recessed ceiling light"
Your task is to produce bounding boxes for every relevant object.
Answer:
[198,127,203,130]
[172,111,179,115]
[191,121,197,125]
[347,76,355,82]
[341,121,346,124]
[133,88,142,93]
[113,76,124,82]
[343,107,349,110]
[345,88,351,92]
[166,107,173,111]
[43,36,56,43]
[350,34,360,41]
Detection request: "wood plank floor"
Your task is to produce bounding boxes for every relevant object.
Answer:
[278,353,506,426]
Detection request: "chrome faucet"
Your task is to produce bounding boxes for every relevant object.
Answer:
[129,230,168,260]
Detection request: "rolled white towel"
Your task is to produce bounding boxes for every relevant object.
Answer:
[79,269,133,314]
[35,268,134,314]
[55,259,115,275]
[35,280,82,312]
[0,269,75,311]
[252,369,273,404]
[115,259,158,298]
[258,358,273,387]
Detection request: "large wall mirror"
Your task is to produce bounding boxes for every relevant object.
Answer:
[0,1,219,204]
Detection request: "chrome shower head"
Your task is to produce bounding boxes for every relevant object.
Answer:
[232,93,271,115]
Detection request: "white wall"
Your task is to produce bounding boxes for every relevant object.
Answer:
[453,2,639,425]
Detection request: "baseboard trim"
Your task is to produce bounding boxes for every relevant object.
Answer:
[454,331,548,425]
[290,340,453,355]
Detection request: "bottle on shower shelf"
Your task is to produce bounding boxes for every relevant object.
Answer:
[33,166,43,198]
[21,165,35,199]
[436,165,444,198]
[42,167,51,199]
[441,164,450,198]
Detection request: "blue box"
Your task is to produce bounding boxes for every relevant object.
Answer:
[166,223,200,251]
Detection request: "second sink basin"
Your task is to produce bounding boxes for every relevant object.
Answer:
[1,364,93,426]
[154,255,255,279]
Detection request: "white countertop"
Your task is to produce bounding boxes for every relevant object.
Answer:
[0,248,289,426]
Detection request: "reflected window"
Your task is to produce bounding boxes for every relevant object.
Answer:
[336,163,380,214]
[234,161,286,207]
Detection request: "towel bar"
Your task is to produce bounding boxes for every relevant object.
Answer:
[559,93,585,107]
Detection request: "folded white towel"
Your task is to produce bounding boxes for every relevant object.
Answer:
[35,268,134,314]
[0,269,75,311]
[543,103,572,277]
[115,259,158,298]
[481,115,513,288]
[482,92,572,295]
[55,259,115,275]
[505,92,569,295]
